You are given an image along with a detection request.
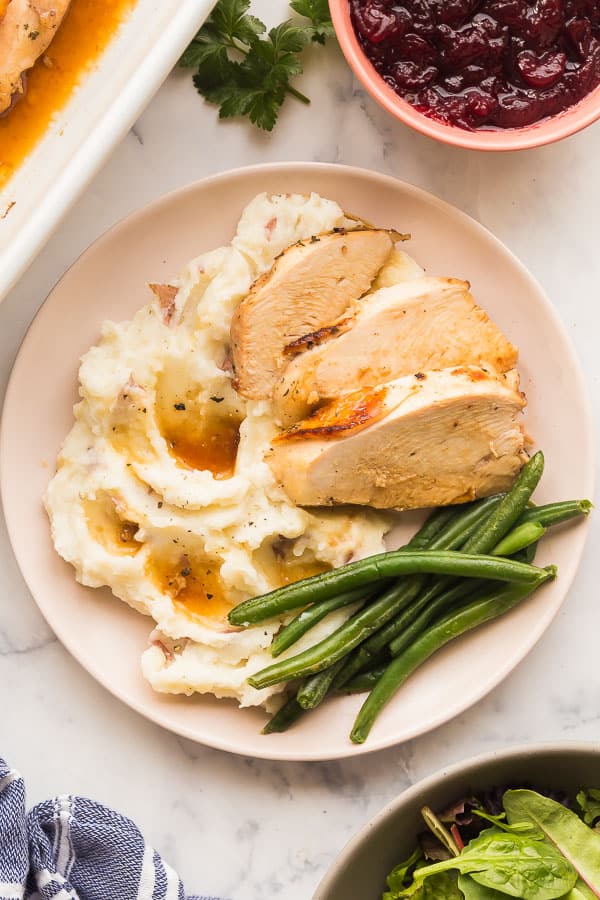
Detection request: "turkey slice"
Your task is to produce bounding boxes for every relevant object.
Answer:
[269,366,528,510]
[230,228,395,400]
[273,276,518,426]
[0,1,72,114]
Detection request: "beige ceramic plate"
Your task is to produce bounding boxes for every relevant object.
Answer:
[1,163,593,761]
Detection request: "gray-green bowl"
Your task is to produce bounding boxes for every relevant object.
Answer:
[313,743,600,899]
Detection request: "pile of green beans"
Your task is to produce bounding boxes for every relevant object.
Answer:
[226,452,592,744]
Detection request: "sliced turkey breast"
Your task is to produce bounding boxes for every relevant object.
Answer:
[372,246,425,289]
[269,366,528,510]
[0,0,72,115]
[230,229,395,400]
[273,277,518,427]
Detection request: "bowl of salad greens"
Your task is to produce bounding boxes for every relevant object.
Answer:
[312,744,600,900]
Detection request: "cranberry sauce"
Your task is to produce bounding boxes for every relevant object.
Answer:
[350,1,600,130]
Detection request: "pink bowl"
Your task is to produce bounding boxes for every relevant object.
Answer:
[329,0,600,151]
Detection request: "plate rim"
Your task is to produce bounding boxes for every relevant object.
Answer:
[1,161,595,761]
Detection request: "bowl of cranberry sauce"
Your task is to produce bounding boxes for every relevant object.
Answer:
[330,0,600,150]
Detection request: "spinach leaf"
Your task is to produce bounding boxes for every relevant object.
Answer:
[564,881,598,899]
[504,790,600,897]
[422,872,464,898]
[458,874,507,899]
[473,809,540,837]
[385,870,463,899]
[394,827,577,899]
[466,829,576,899]
[577,790,600,829]
[386,848,423,894]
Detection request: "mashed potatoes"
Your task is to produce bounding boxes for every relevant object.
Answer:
[45,193,392,709]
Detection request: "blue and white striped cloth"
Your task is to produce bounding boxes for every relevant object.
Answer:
[0,759,220,900]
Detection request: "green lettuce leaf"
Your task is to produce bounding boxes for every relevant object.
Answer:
[577,790,600,829]
[504,790,600,897]
[395,827,577,899]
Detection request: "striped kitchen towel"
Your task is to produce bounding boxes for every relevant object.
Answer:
[0,758,220,900]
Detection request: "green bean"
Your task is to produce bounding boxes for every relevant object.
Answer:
[388,549,539,663]
[388,579,487,658]
[335,578,480,687]
[270,503,477,659]
[350,570,555,744]
[270,587,372,658]
[297,659,347,709]
[333,580,449,689]
[513,541,539,565]
[260,495,575,733]
[261,693,306,734]
[412,486,541,617]
[518,499,592,528]
[425,496,504,552]
[233,498,502,630]
[327,498,501,685]
[341,665,387,694]
[462,452,544,555]
[249,576,422,688]
[336,504,544,689]
[333,644,390,691]
[406,506,459,549]
[330,499,502,689]
[232,549,542,628]
[492,521,546,557]
[360,476,525,678]
[247,555,547,689]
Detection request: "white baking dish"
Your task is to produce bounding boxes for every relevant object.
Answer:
[0,0,216,303]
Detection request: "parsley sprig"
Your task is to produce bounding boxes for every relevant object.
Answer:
[180,0,334,131]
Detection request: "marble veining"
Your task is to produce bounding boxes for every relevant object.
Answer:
[0,1,599,897]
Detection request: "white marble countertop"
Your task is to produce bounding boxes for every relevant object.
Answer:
[1,2,599,898]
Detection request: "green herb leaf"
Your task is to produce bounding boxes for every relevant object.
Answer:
[290,0,335,42]
[210,0,265,45]
[181,0,334,130]
[290,0,330,22]
[267,20,311,55]
[504,790,600,897]
[220,85,282,131]
[577,790,600,829]
[184,42,233,85]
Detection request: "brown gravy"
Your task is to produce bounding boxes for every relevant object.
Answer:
[0,0,134,189]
